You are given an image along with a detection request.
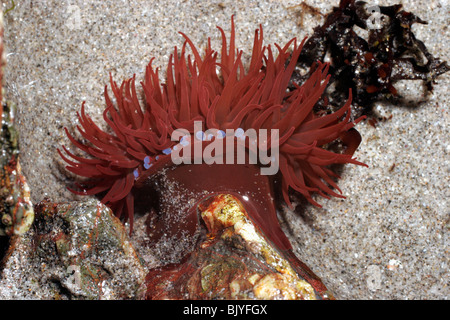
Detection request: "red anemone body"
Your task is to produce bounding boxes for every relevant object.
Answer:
[59,17,366,233]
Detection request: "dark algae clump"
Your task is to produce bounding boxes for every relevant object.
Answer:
[292,0,450,119]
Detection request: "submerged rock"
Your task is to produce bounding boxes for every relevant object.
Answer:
[0,101,34,237]
[0,10,33,237]
[0,199,146,299]
[145,194,324,300]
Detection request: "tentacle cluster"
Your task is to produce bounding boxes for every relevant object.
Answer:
[59,17,366,231]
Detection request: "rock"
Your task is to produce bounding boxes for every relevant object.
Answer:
[0,198,146,299]
[145,194,320,300]
[0,9,34,237]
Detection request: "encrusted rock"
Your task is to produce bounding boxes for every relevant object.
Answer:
[0,102,34,236]
[0,9,34,237]
[146,194,317,300]
[0,199,146,299]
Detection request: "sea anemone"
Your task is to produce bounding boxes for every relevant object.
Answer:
[58,17,366,233]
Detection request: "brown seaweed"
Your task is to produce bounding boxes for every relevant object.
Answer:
[291,0,450,119]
